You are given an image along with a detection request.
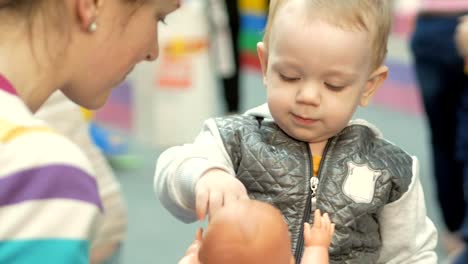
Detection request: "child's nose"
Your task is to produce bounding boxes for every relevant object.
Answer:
[295,83,321,106]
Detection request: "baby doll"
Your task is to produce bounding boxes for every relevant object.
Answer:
[179,200,334,264]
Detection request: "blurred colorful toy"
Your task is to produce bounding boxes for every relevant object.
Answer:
[81,107,142,169]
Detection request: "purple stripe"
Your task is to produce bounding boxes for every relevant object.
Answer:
[0,164,103,210]
[0,74,17,96]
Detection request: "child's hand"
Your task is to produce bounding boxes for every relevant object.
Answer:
[195,168,248,220]
[303,209,335,248]
[178,228,203,264]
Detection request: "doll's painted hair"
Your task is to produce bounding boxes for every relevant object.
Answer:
[198,200,293,264]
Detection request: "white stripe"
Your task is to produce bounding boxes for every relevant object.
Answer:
[0,199,99,240]
[0,130,94,179]
[91,191,127,247]
[0,92,42,126]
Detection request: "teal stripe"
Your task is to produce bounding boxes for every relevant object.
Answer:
[0,239,89,264]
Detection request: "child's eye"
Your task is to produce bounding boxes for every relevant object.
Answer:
[279,73,300,82]
[325,82,345,91]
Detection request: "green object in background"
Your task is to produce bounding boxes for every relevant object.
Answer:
[108,154,143,170]
[239,31,264,54]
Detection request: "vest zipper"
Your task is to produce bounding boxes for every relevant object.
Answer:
[312,140,332,211]
[294,144,313,264]
[310,176,319,212]
[295,140,332,264]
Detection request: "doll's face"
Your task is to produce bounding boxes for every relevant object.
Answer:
[198,200,294,264]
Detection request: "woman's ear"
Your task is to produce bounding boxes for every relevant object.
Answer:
[257,42,268,86]
[75,0,100,32]
[360,65,388,107]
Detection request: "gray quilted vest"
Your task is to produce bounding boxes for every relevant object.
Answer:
[215,115,413,264]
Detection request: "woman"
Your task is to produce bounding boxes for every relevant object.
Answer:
[0,0,179,263]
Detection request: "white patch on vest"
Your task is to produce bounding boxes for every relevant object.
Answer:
[343,161,382,203]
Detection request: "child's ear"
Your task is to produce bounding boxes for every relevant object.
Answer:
[360,65,388,107]
[257,42,268,86]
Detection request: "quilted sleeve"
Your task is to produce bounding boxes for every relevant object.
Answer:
[377,156,438,263]
[154,118,235,223]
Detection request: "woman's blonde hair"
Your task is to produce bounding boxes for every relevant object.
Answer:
[263,0,392,69]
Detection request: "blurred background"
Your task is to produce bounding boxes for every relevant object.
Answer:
[84,0,448,262]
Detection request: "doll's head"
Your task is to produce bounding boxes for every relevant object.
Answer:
[198,200,294,264]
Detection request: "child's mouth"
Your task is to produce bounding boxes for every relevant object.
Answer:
[292,113,317,125]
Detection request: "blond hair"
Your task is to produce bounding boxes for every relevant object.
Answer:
[263,0,392,69]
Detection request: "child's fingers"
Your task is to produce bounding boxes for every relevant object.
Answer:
[225,187,249,205]
[223,192,237,205]
[208,191,223,219]
[330,223,336,237]
[236,184,249,200]
[239,195,249,200]
[303,222,311,243]
[195,228,203,241]
[323,212,330,223]
[323,213,331,231]
[196,189,209,221]
[238,192,250,200]
[313,209,321,228]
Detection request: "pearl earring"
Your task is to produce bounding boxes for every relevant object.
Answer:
[88,21,98,33]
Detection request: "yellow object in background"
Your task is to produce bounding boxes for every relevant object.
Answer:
[238,0,267,14]
[164,38,209,57]
[81,108,94,121]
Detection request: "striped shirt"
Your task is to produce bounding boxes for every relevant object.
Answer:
[36,91,127,249]
[421,0,468,12]
[0,76,102,263]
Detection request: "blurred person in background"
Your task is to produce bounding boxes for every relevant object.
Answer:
[207,0,240,114]
[410,0,468,262]
[453,13,468,264]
